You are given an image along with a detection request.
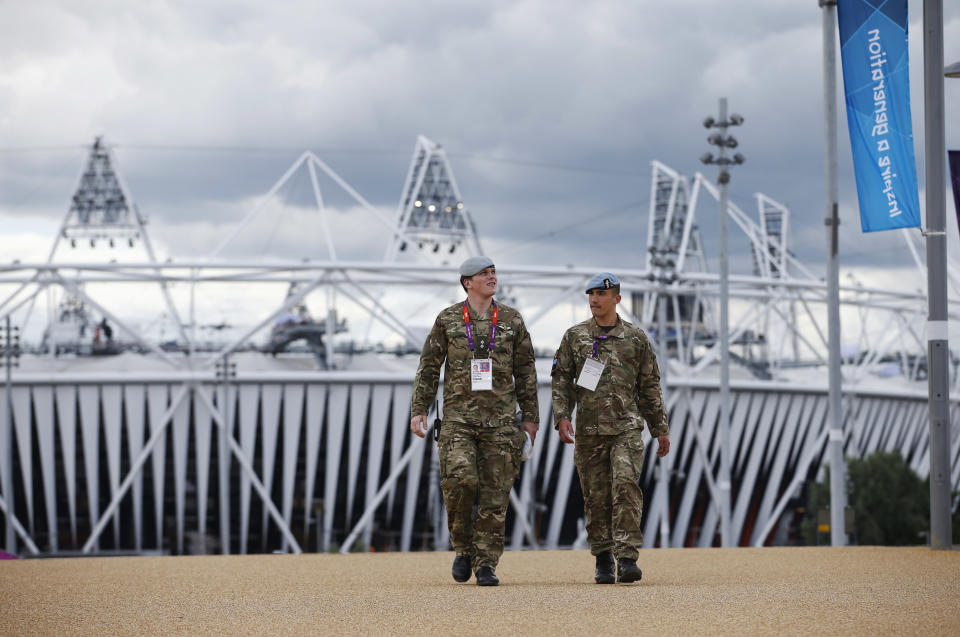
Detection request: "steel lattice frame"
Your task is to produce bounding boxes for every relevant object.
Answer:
[1,141,958,556]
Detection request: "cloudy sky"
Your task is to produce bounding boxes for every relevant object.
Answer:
[1,0,959,347]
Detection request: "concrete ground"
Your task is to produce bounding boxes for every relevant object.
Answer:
[2,546,959,636]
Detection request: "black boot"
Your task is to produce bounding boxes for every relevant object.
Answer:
[594,551,615,584]
[617,557,643,583]
[452,555,472,582]
[475,566,499,586]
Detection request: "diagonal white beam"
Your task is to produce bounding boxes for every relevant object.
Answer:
[307,159,337,261]
[752,426,830,547]
[210,152,311,259]
[0,493,40,555]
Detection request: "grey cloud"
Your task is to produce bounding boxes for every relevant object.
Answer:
[0,0,958,285]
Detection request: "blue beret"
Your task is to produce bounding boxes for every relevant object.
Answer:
[459,256,495,277]
[585,272,620,293]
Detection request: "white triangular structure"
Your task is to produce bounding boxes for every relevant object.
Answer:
[210,151,415,262]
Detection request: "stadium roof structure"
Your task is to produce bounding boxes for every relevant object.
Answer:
[0,136,958,556]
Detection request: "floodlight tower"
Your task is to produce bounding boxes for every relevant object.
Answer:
[43,137,189,351]
[49,137,147,258]
[639,162,709,367]
[385,136,483,262]
[755,194,797,363]
[700,98,745,548]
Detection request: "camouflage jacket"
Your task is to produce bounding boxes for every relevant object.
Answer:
[551,315,668,437]
[411,299,539,426]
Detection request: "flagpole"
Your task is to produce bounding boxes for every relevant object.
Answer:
[923,0,952,550]
[822,0,848,546]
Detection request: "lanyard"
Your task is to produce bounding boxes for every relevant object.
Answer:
[463,300,497,354]
[592,335,610,359]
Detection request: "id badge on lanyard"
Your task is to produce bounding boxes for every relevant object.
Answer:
[471,359,493,391]
[464,301,497,392]
[576,335,609,392]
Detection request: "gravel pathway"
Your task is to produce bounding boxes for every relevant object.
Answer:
[2,546,959,635]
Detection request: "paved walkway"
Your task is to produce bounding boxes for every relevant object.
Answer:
[2,546,959,635]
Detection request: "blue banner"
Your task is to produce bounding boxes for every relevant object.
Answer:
[837,0,921,232]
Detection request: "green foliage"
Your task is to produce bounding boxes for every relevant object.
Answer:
[804,450,931,546]
[848,450,929,545]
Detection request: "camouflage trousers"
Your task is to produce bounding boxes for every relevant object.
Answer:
[574,428,645,560]
[437,420,525,569]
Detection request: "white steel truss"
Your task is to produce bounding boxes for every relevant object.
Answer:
[1,147,959,556]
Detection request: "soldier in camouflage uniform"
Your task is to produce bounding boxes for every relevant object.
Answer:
[551,272,670,584]
[411,256,539,587]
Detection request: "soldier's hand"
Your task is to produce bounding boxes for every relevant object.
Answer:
[410,415,427,438]
[656,434,670,457]
[557,419,575,444]
[521,421,538,444]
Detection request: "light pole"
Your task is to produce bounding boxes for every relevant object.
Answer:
[701,98,745,547]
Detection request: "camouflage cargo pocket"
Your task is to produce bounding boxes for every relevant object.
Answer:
[614,432,645,486]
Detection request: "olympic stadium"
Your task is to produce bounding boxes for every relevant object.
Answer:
[1,132,957,560]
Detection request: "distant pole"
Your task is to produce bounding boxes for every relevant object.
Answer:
[701,99,745,547]
[923,0,952,549]
[822,0,848,546]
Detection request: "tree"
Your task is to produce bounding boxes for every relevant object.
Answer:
[803,450,930,546]
[848,450,929,545]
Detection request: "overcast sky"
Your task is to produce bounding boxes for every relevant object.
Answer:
[1,1,959,345]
